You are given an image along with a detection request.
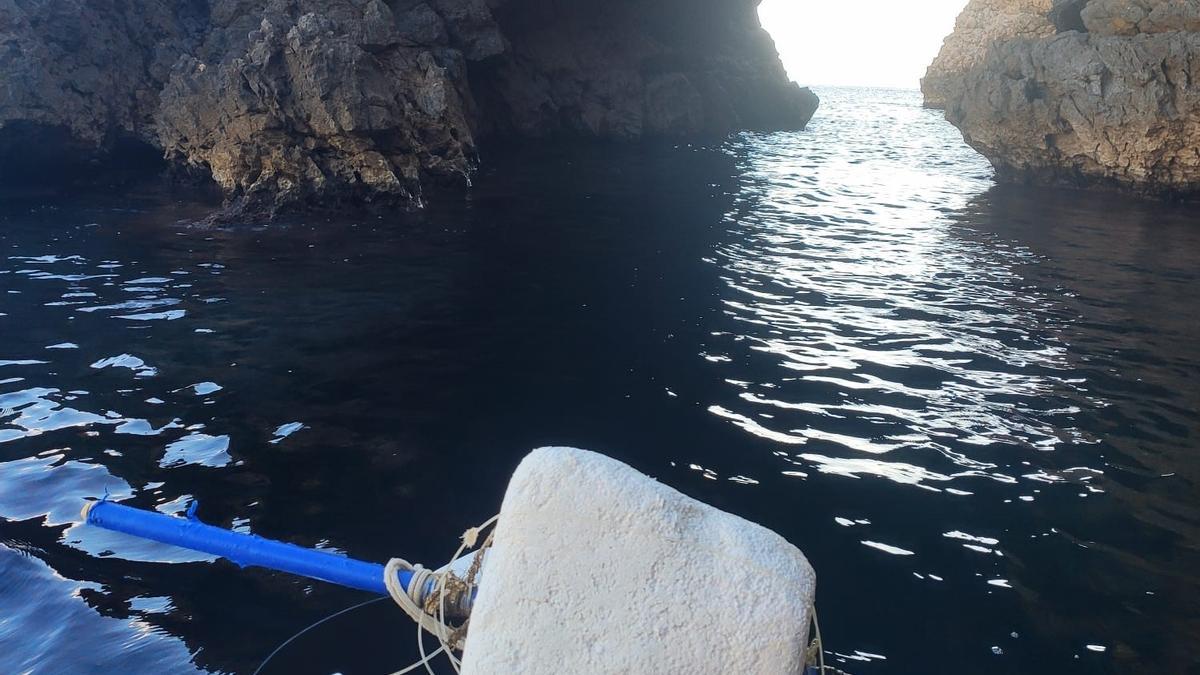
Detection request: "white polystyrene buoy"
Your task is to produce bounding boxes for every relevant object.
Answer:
[460,447,816,674]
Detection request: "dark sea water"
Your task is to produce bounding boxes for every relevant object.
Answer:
[1,86,1198,674]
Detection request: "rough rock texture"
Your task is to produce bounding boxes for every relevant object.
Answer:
[930,0,1200,196]
[155,3,482,216]
[921,0,1055,109]
[0,0,817,218]
[0,0,208,181]
[461,447,816,674]
[1082,0,1200,35]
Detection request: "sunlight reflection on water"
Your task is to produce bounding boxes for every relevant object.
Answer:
[706,90,1099,498]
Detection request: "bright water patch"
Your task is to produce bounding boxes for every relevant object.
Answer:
[91,354,158,377]
[270,422,305,444]
[189,382,222,396]
[160,433,232,468]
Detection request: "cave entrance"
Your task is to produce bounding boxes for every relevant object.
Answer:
[0,122,167,189]
[756,0,968,90]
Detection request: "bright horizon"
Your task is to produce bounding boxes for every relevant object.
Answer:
[758,0,969,89]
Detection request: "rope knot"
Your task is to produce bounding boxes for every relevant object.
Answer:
[382,514,498,675]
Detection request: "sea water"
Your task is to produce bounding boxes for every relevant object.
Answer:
[0,87,1197,674]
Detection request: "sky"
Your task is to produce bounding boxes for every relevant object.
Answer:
[758,0,969,89]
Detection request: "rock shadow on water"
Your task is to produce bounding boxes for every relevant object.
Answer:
[947,183,1200,673]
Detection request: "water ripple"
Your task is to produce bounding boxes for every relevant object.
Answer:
[706,91,1099,498]
[0,86,1196,674]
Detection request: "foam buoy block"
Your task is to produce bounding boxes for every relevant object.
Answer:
[461,447,816,674]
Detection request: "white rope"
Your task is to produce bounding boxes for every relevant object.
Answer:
[384,515,499,675]
[804,603,840,674]
[812,604,827,673]
[383,559,450,675]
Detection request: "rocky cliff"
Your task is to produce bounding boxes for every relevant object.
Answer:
[926,0,1200,196]
[921,0,1055,109]
[0,0,817,218]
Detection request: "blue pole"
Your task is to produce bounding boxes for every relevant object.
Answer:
[83,500,416,598]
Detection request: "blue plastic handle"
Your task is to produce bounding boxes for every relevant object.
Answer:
[84,500,411,596]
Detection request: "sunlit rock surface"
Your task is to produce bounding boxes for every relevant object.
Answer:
[929,0,1200,197]
[921,0,1055,109]
[0,0,817,219]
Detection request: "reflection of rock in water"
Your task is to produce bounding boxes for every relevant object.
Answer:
[954,184,1200,489]
[953,185,1200,673]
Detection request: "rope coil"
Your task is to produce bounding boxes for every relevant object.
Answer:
[383,515,498,675]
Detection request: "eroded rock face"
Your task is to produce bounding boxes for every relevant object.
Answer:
[921,0,1055,109]
[156,3,481,217]
[1081,0,1200,35]
[0,0,817,218]
[930,0,1200,196]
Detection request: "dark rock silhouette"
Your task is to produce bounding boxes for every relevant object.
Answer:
[0,0,818,219]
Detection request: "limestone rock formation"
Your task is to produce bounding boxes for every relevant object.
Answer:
[1081,0,1200,35]
[0,0,207,181]
[929,0,1200,196]
[155,4,481,217]
[0,0,818,219]
[921,0,1055,109]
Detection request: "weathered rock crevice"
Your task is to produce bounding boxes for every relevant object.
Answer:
[0,0,817,220]
[926,0,1200,197]
[1048,0,1088,32]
